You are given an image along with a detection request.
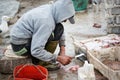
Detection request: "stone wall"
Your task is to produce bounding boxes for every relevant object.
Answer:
[105,0,120,34]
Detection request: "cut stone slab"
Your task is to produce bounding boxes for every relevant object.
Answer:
[0,0,20,24]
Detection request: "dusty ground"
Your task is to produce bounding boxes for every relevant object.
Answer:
[9,0,51,25]
[0,0,108,80]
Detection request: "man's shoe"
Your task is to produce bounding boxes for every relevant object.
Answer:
[39,61,60,71]
[44,63,60,71]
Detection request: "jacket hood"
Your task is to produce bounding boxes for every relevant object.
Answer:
[52,0,75,23]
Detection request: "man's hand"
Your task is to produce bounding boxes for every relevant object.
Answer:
[56,55,72,65]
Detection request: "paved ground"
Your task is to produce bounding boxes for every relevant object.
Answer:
[0,0,108,80]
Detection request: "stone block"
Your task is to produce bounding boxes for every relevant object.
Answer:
[111,7,120,15]
[114,0,120,5]
[106,0,120,5]
[107,17,115,24]
[107,26,120,34]
[115,15,120,24]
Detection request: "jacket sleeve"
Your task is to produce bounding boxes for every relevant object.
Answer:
[59,32,65,46]
[31,24,57,62]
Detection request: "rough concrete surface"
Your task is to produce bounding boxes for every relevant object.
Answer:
[0,0,108,80]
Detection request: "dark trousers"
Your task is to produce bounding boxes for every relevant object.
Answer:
[11,39,40,64]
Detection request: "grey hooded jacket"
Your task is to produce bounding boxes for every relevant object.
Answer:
[10,0,75,62]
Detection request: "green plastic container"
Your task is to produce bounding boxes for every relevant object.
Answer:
[72,0,88,11]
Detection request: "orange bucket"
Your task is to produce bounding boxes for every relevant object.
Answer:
[13,64,48,80]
